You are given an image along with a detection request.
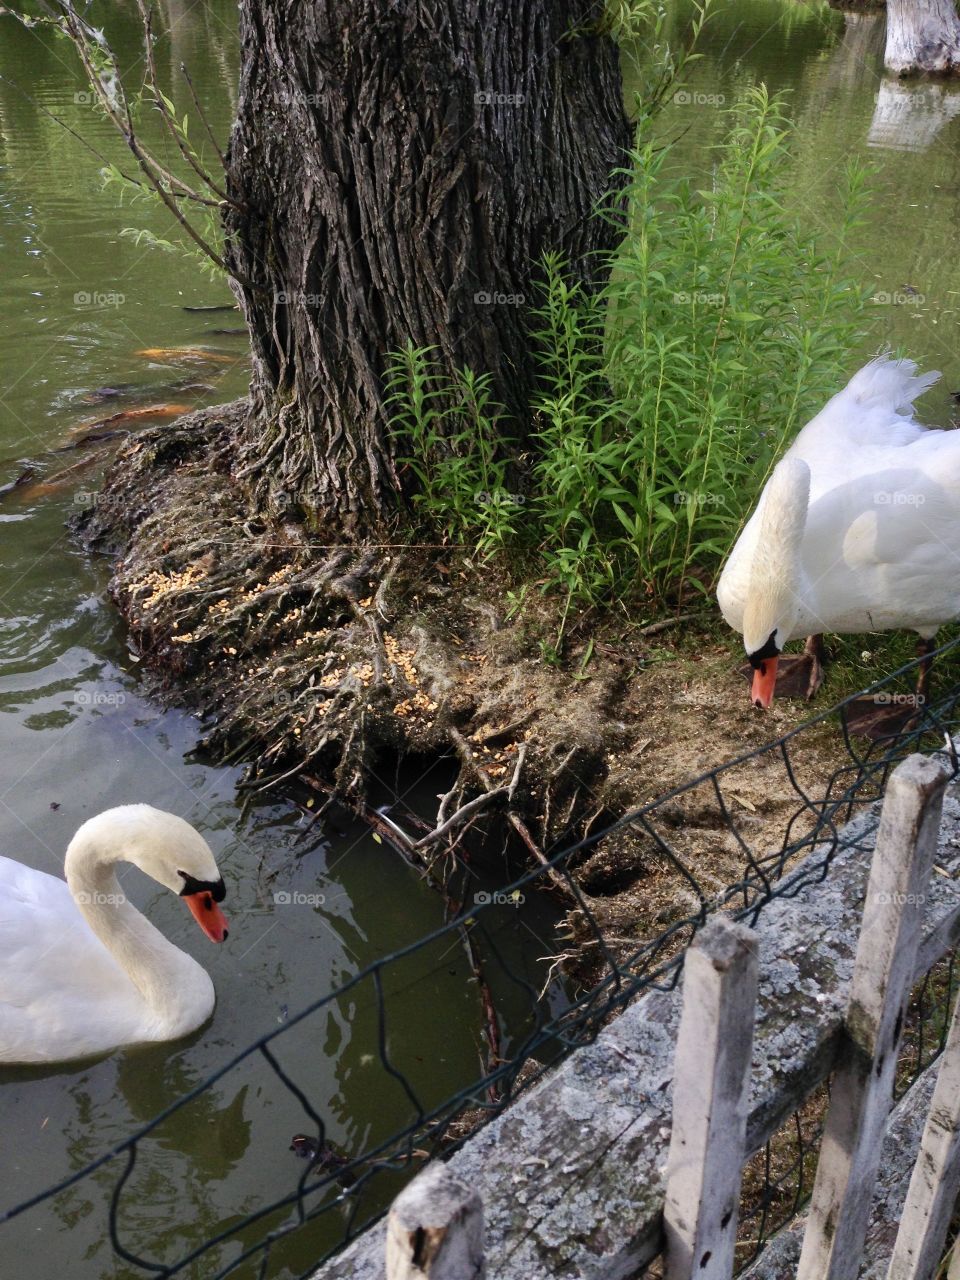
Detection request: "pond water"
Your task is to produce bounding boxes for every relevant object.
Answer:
[3,1,960,1277]
[624,0,960,421]
[0,4,563,1277]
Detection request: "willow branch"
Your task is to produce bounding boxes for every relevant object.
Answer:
[136,0,235,206]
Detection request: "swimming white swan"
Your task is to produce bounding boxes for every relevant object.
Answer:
[717,355,956,710]
[0,805,228,1065]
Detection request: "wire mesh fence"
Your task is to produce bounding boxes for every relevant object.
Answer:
[731,946,960,1274]
[4,635,960,1279]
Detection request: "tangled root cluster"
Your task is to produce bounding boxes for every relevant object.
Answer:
[75,402,616,860]
[74,401,847,987]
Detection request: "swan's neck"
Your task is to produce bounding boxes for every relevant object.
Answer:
[744,458,811,647]
[65,837,210,1036]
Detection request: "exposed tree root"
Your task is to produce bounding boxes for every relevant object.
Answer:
[75,401,856,991]
[76,403,612,871]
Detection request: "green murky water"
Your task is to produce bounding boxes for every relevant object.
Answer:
[624,0,960,420]
[3,1,960,1276]
[0,5,562,1277]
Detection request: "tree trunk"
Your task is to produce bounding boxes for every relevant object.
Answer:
[223,1,630,534]
[885,0,960,73]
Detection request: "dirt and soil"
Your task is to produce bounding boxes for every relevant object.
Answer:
[76,400,861,980]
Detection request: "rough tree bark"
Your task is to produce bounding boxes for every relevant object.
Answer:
[223,1,631,533]
[885,0,960,73]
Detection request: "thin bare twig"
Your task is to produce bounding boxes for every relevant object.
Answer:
[180,63,227,168]
[412,787,509,851]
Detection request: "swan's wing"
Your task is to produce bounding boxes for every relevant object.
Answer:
[801,464,960,634]
[788,357,941,469]
[0,856,146,1063]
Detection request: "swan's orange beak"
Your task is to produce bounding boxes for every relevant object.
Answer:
[751,657,779,710]
[184,891,229,943]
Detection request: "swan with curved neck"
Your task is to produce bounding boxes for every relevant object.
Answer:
[718,355,959,712]
[0,805,228,1065]
[738,456,812,705]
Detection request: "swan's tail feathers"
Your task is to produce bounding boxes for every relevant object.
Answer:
[845,355,941,414]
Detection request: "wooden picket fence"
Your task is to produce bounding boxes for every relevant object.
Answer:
[377,754,960,1280]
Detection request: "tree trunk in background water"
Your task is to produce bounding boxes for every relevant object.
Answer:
[886,0,960,73]
[223,1,630,535]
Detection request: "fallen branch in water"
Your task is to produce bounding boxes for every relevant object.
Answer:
[450,729,574,901]
[413,786,509,851]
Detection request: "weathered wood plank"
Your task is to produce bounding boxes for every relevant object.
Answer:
[385,1162,484,1279]
[664,916,759,1280]
[797,755,951,1280]
[886,979,960,1280]
[312,765,960,1280]
[739,1054,939,1280]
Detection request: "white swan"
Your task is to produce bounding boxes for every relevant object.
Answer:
[0,805,228,1065]
[717,355,958,710]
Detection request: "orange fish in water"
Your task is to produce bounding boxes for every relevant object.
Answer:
[11,453,104,500]
[136,347,239,365]
[67,404,192,438]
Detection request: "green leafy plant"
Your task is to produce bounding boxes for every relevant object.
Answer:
[528,84,872,608]
[389,85,873,614]
[385,343,519,559]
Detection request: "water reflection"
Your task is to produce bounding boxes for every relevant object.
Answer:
[868,77,960,152]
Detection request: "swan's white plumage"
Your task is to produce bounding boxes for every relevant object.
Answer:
[0,805,224,1065]
[718,356,960,647]
[0,857,148,1063]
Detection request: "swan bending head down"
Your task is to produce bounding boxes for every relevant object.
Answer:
[65,805,229,942]
[1,805,229,1064]
[741,457,810,708]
